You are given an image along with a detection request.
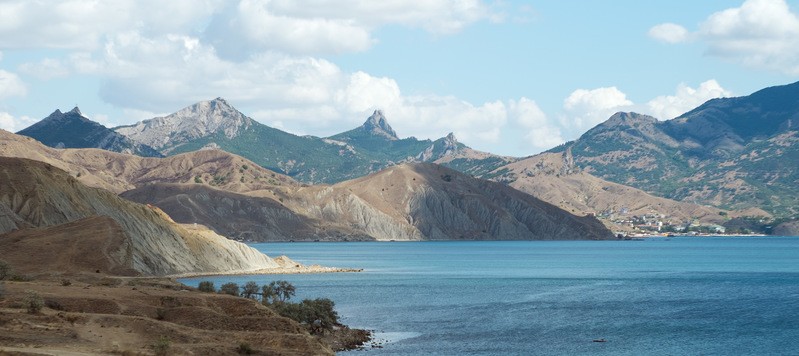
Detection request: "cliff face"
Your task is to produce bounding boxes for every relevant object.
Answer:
[0,157,279,276]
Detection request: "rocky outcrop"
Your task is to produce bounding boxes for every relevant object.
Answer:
[115,98,254,152]
[361,110,399,140]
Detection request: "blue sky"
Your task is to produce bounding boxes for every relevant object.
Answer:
[0,0,796,156]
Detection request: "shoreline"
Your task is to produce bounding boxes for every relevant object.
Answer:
[167,266,364,279]
[166,254,363,279]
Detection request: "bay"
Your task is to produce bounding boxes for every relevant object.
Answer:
[180,237,799,355]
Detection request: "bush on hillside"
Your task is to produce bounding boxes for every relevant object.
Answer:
[197,281,215,293]
[219,282,240,297]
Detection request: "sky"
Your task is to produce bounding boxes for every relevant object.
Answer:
[0,0,797,157]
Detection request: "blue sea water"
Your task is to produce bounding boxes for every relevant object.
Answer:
[180,237,799,355]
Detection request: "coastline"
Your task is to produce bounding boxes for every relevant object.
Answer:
[167,254,363,278]
[168,265,363,279]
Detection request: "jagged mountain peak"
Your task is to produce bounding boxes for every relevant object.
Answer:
[362,109,398,140]
[16,107,162,157]
[115,98,255,151]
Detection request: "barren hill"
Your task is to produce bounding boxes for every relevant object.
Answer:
[496,151,727,230]
[0,129,295,194]
[0,157,283,276]
[284,163,613,241]
[121,183,371,242]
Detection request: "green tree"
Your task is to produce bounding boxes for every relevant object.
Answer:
[197,281,215,293]
[219,282,240,297]
[271,280,296,302]
[241,281,259,299]
[261,284,277,305]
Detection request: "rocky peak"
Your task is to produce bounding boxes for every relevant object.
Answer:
[115,97,254,150]
[362,110,398,140]
[69,106,82,115]
[443,132,458,146]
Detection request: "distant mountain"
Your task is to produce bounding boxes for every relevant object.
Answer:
[496,151,728,230]
[17,107,162,157]
[550,81,799,219]
[0,157,281,276]
[115,99,515,183]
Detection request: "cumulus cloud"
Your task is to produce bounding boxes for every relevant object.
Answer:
[19,58,71,79]
[646,80,732,120]
[0,0,216,50]
[561,87,632,136]
[0,112,36,132]
[648,23,689,43]
[0,70,27,98]
[509,98,564,151]
[651,0,799,75]
[0,0,494,57]
[556,81,731,137]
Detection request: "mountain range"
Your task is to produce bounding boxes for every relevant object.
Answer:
[13,81,799,235]
[0,129,612,241]
[112,99,511,184]
[553,81,799,220]
[18,107,162,157]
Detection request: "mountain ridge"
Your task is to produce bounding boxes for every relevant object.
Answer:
[17,107,162,157]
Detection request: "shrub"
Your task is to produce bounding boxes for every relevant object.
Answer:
[236,342,254,355]
[219,282,240,297]
[155,308,167,320]
[61,279,72,286]
[45,299,64,311]
[241,281,259,299]
[151,336,171,356]
[197,281,215,293]
[271,298,339,335]
[25,290,44,314]
[0,259,10,280]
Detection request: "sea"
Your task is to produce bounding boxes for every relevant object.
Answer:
[179,237,799,355]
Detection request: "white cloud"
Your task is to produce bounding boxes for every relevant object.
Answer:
[648,23,689,43]
[0,70,27,98]
[509,98,564,151]
[0,0,494,57]
[0,0,217,50]
[555,80,731,138]
[652,0,799,75]
[645,80,732,120]
[561,87,632,136]
[0,112,36,132]
[19,58,71,80]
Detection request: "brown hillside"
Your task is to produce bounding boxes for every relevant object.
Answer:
[285,163,613,240]
[121,183,372,242]
[0,129,295,194]
[498,151,727,231]
[0,276,334,355]
[0,157,282,276]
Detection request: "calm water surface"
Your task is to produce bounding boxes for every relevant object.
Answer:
[180,237,799,355]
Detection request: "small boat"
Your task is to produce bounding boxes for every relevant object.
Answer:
[592,338,607,343]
